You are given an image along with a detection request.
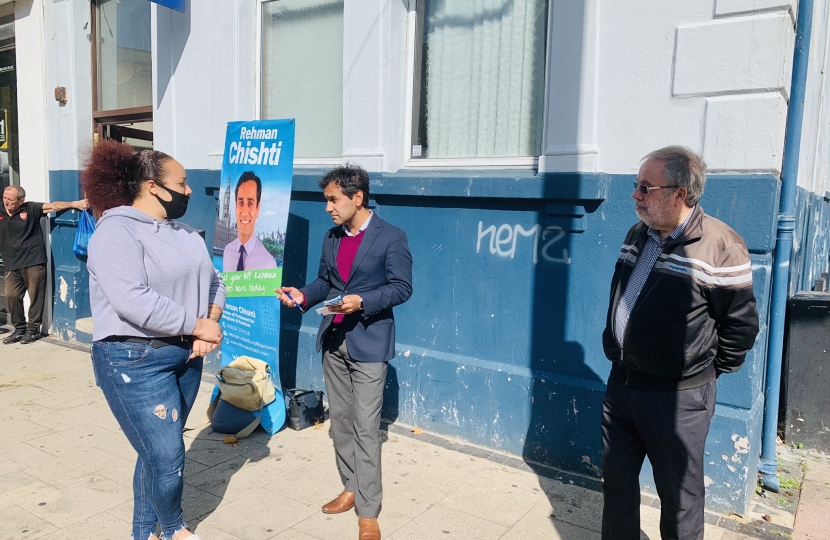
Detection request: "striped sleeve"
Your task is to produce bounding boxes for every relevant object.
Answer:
[657,251,753,288]
[708,243,759,374]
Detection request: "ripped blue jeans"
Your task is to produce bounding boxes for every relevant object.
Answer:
[92,340,202,540]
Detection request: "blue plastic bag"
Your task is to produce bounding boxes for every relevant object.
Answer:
[73,210,96,257]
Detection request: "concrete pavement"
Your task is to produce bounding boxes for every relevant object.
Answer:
[0,338,820,539]
[793,453,830,539]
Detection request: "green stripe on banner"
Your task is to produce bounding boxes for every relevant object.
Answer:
[223,269,283,297]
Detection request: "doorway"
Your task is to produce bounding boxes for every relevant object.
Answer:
[0,17,18,328]
[91,0,153,149]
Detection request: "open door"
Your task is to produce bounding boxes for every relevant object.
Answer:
[0,17,19,329]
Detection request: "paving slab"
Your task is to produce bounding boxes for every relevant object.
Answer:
[36,511,131,540]
[793,469,830,539]
[20,445,133,488]
[442,472,545,527]
[0,470,52,511]
[197,488,316,540]
[0,505,58,540]
[2,338,814,540]
[292,507,411,540]
[16,475,132,528]
[382,467,457,518]
[389,504,508,540]
[804,458,830,485]
[506,513,602,540]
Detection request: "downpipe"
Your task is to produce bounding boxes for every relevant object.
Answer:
[758,0,815,492]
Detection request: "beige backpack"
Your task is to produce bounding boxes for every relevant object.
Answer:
[215,356,276,411]
[186,356,277,439]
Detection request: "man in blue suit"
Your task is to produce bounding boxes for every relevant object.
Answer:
[277,165,412,540]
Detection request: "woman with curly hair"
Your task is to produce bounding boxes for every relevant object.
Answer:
[82,140,224,540]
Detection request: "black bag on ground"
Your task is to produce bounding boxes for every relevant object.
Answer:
[285,388,325,430]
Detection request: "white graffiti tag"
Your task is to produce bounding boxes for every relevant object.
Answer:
[476,222,571,264]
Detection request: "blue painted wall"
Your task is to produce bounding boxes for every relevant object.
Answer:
[49,170,90,342]
[48,166,830,515]
[791,188,830,293]
[278,170,778,514]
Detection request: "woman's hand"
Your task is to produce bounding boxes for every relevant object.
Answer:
[193,318,223,344]
[208,303,223,322]
[190,338,218,359]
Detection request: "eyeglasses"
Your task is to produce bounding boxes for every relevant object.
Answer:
[633,182,678,195]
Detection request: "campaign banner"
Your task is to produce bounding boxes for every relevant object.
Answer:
[211,119,295,435]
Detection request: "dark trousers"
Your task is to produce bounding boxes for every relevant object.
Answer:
[601,375,717,540]
[4,265,47,332]
[322,325,387,518]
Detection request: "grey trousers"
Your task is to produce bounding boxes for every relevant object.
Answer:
[601,375,717,540]
[322,325,387,518]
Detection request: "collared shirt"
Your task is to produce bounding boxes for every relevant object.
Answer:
[222,235,277,272]
[343,211,373,237]
[614,207,696,348]
[0,201,47,271]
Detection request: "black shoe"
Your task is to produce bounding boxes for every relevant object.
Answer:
[3,330,25,344]
[20,329,41,345]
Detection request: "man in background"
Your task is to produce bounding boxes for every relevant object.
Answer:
[1,185,87,344]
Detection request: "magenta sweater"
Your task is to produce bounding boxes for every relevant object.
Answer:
[333,230,365,323]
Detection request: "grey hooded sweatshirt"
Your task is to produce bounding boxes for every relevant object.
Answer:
[87,206,226,341]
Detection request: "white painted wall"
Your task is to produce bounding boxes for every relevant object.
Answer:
[15,0,88,334]
[798,0,830,194]
[539,0,599,173]
[154,0,410,173]
[340,0,408,171]
[337,0,409,172]
[14,0,49,201]
[595,1,795,175]
[152,1,807,179]
[43,0,94,173]
[153,0,257,171]
[324,0,797,175]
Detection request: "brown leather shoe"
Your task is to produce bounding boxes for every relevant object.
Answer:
[321,491,355,514]
[358,518,380,540]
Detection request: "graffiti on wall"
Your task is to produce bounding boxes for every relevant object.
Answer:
[476,221,571,264]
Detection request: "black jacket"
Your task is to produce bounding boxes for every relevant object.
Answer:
[602,206,760,390]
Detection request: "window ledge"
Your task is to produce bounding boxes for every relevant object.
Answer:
[294,158,342,168]
[291,169,609,202]
[404,157,538,170]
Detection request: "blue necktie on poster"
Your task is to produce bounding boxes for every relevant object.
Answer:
[149,0,185,13]
[210,119,296,435]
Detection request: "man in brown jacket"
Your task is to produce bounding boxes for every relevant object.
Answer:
[601,146,759,540]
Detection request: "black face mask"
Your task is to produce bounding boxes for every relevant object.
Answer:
[153,182,190,220]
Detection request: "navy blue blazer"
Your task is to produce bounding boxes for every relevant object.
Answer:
[300,215,412,363]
